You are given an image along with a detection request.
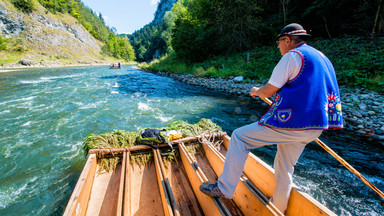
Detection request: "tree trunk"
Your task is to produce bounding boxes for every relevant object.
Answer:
[322,16,332,39]
[281,0,289,25]
[372,0,383,36]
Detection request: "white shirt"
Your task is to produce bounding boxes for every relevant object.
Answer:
[268,52,302,88]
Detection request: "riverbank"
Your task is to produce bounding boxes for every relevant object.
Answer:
[138,67,384,144]
[0,62,105,69]
[0,61,136,70]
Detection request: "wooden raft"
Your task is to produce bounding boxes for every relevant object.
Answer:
[64,132,336,216]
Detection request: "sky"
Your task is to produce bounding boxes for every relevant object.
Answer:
[81,0,160,34]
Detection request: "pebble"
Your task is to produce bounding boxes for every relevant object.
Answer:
[375,129,383,135]
[351,111,362,118]
[233,76,244,82]
[359,104,367,111]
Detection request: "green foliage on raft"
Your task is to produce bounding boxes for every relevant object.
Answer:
[82,118,222,172]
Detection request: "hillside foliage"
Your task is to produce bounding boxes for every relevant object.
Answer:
[136,0,383,93]
[172,0,383,62]
[130,0,383,63]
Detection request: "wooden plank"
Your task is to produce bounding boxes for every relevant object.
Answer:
[194,153,244,216]
[116,151,126,216]
[287,190,336,216]
[222,135,336,216]
[162,159,204,216]
[155,149,181,216]
[153,149,174,216]
[64,154,97,216]
[178,143,226,216]
[201,142,280,216]
[123,151,131,216]
[86,163,123,216]
[183,146,232,216]
[130,163,165,215]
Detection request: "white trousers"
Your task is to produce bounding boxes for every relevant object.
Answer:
[218,122,322,213]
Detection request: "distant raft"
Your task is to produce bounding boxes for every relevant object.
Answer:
[110,63,121,69]
[64,132,336,216]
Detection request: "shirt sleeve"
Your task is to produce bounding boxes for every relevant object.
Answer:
[268,52,302,88]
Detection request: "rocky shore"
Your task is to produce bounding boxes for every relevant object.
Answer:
[144,69,384,144]
[0,60,109,69]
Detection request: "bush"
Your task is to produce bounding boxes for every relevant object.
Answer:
[0,35,8,51]
[205,67,219,78]
[192,66,206,77]
[12,0,34,13]
[11,36,29,52]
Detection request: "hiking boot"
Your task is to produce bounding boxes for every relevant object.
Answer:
[199,183,226,198]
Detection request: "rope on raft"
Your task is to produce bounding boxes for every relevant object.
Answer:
[198,131,224,150]
[98,147,104,159]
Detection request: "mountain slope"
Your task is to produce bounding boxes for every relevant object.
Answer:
[153,0,178,23]
[0,0,114,67]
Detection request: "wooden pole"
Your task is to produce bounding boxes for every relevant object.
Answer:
[260,96,384,200]
[88,132,227,154]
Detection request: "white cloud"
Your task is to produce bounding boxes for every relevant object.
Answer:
[151,0,160,5]
[103,15,109,20]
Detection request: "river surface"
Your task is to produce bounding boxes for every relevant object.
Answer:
[0,66,382,215]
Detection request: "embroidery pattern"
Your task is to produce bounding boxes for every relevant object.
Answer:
[259,94,282,123]
[277,109,292,122]
[325,93,342,122]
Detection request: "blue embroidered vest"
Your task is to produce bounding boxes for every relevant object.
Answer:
[259,44,343,130]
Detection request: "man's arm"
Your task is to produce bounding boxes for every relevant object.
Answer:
[250,83,280,99]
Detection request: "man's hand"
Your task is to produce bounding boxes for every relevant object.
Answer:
[250,83,280,99]
[250,86,260,98]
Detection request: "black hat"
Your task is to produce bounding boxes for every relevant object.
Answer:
[276,23,311,39]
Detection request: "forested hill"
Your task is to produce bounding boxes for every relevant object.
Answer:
[0,0,135,67]
[124,0,179,62]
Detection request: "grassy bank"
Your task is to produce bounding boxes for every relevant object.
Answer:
[139,37,384,93]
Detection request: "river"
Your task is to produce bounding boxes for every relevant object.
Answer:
[0,66,382,215]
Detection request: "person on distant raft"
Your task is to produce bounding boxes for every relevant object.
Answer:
[199,23,344,213]
[118,62,121,68]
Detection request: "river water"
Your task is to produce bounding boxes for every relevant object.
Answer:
[0,66,382,215]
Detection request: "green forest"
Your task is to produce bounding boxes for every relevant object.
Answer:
[8,0,135,61]
[132,0,384,93]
